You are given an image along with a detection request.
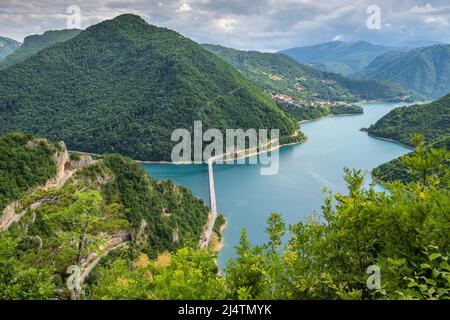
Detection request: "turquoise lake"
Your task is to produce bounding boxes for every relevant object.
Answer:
[143,102,411,268]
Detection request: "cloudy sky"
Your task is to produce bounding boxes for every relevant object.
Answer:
[1,0,449,51]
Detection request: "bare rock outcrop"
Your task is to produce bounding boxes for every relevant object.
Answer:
[69,154,95,170]
[0,201,21,230]
[43,142,70,189]
[1,141,96,230]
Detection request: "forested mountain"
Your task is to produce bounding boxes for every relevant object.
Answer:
[355,45,450,99]
[0,37,21,62]
[203,44,416,104]
[0,29,80,70]
[369,94,450,182]
[0,14,299,161]
[368,94,450,146]
[0,133,210,299]
[279,41,400,75]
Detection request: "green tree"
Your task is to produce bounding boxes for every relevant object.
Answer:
[266,213,286,251]
[0,233,54,299]
[402,133,450,186]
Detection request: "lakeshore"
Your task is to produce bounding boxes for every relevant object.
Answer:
[143,102,413,267]
[365,133,415,150]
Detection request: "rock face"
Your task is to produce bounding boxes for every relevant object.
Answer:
[0,200,21,230]
[69,154,94,170]
[43,142,69,189]
[0,141,96,230]
[133,219,149,248]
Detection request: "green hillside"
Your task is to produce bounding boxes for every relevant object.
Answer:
[369,94,450,182]
[1,136,449,300]
[0,132,59,211]
[355,45,450,99]
[0,30,80,70]
[0,37,21,62]
[373,135,450,183]
[279,41,401,75]
[203,44,416,104]
[0,15,299,161]
[87,149,450,300]
[368,94,450,146]
[0,133,209,299]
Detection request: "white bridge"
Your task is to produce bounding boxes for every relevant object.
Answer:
[199,138,278,248]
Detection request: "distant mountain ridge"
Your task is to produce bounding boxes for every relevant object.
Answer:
[400,40,445,49]
[0,14,299,161]
[279,41,401,75]
[0,29,81,70]
[354,44,450,99]
[203,44,417,103]
[0,37,21,62]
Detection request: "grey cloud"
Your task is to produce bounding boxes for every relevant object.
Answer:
[0,0,449,49]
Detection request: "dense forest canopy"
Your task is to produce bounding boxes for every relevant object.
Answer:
[368,94,450,147]
[277,103,363,122]
[369,94,450,182]
[0,8,448,302]
[0,134,210,299]
[0,14,299,161]
[0,132,58,211]
[373,135,450,183]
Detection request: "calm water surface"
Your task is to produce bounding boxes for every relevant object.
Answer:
[143,102,411,268]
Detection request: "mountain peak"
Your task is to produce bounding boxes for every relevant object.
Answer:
[109,13,147,25]
[84,13,164,41]
[100,13,152,31]
[0,16,298,161]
